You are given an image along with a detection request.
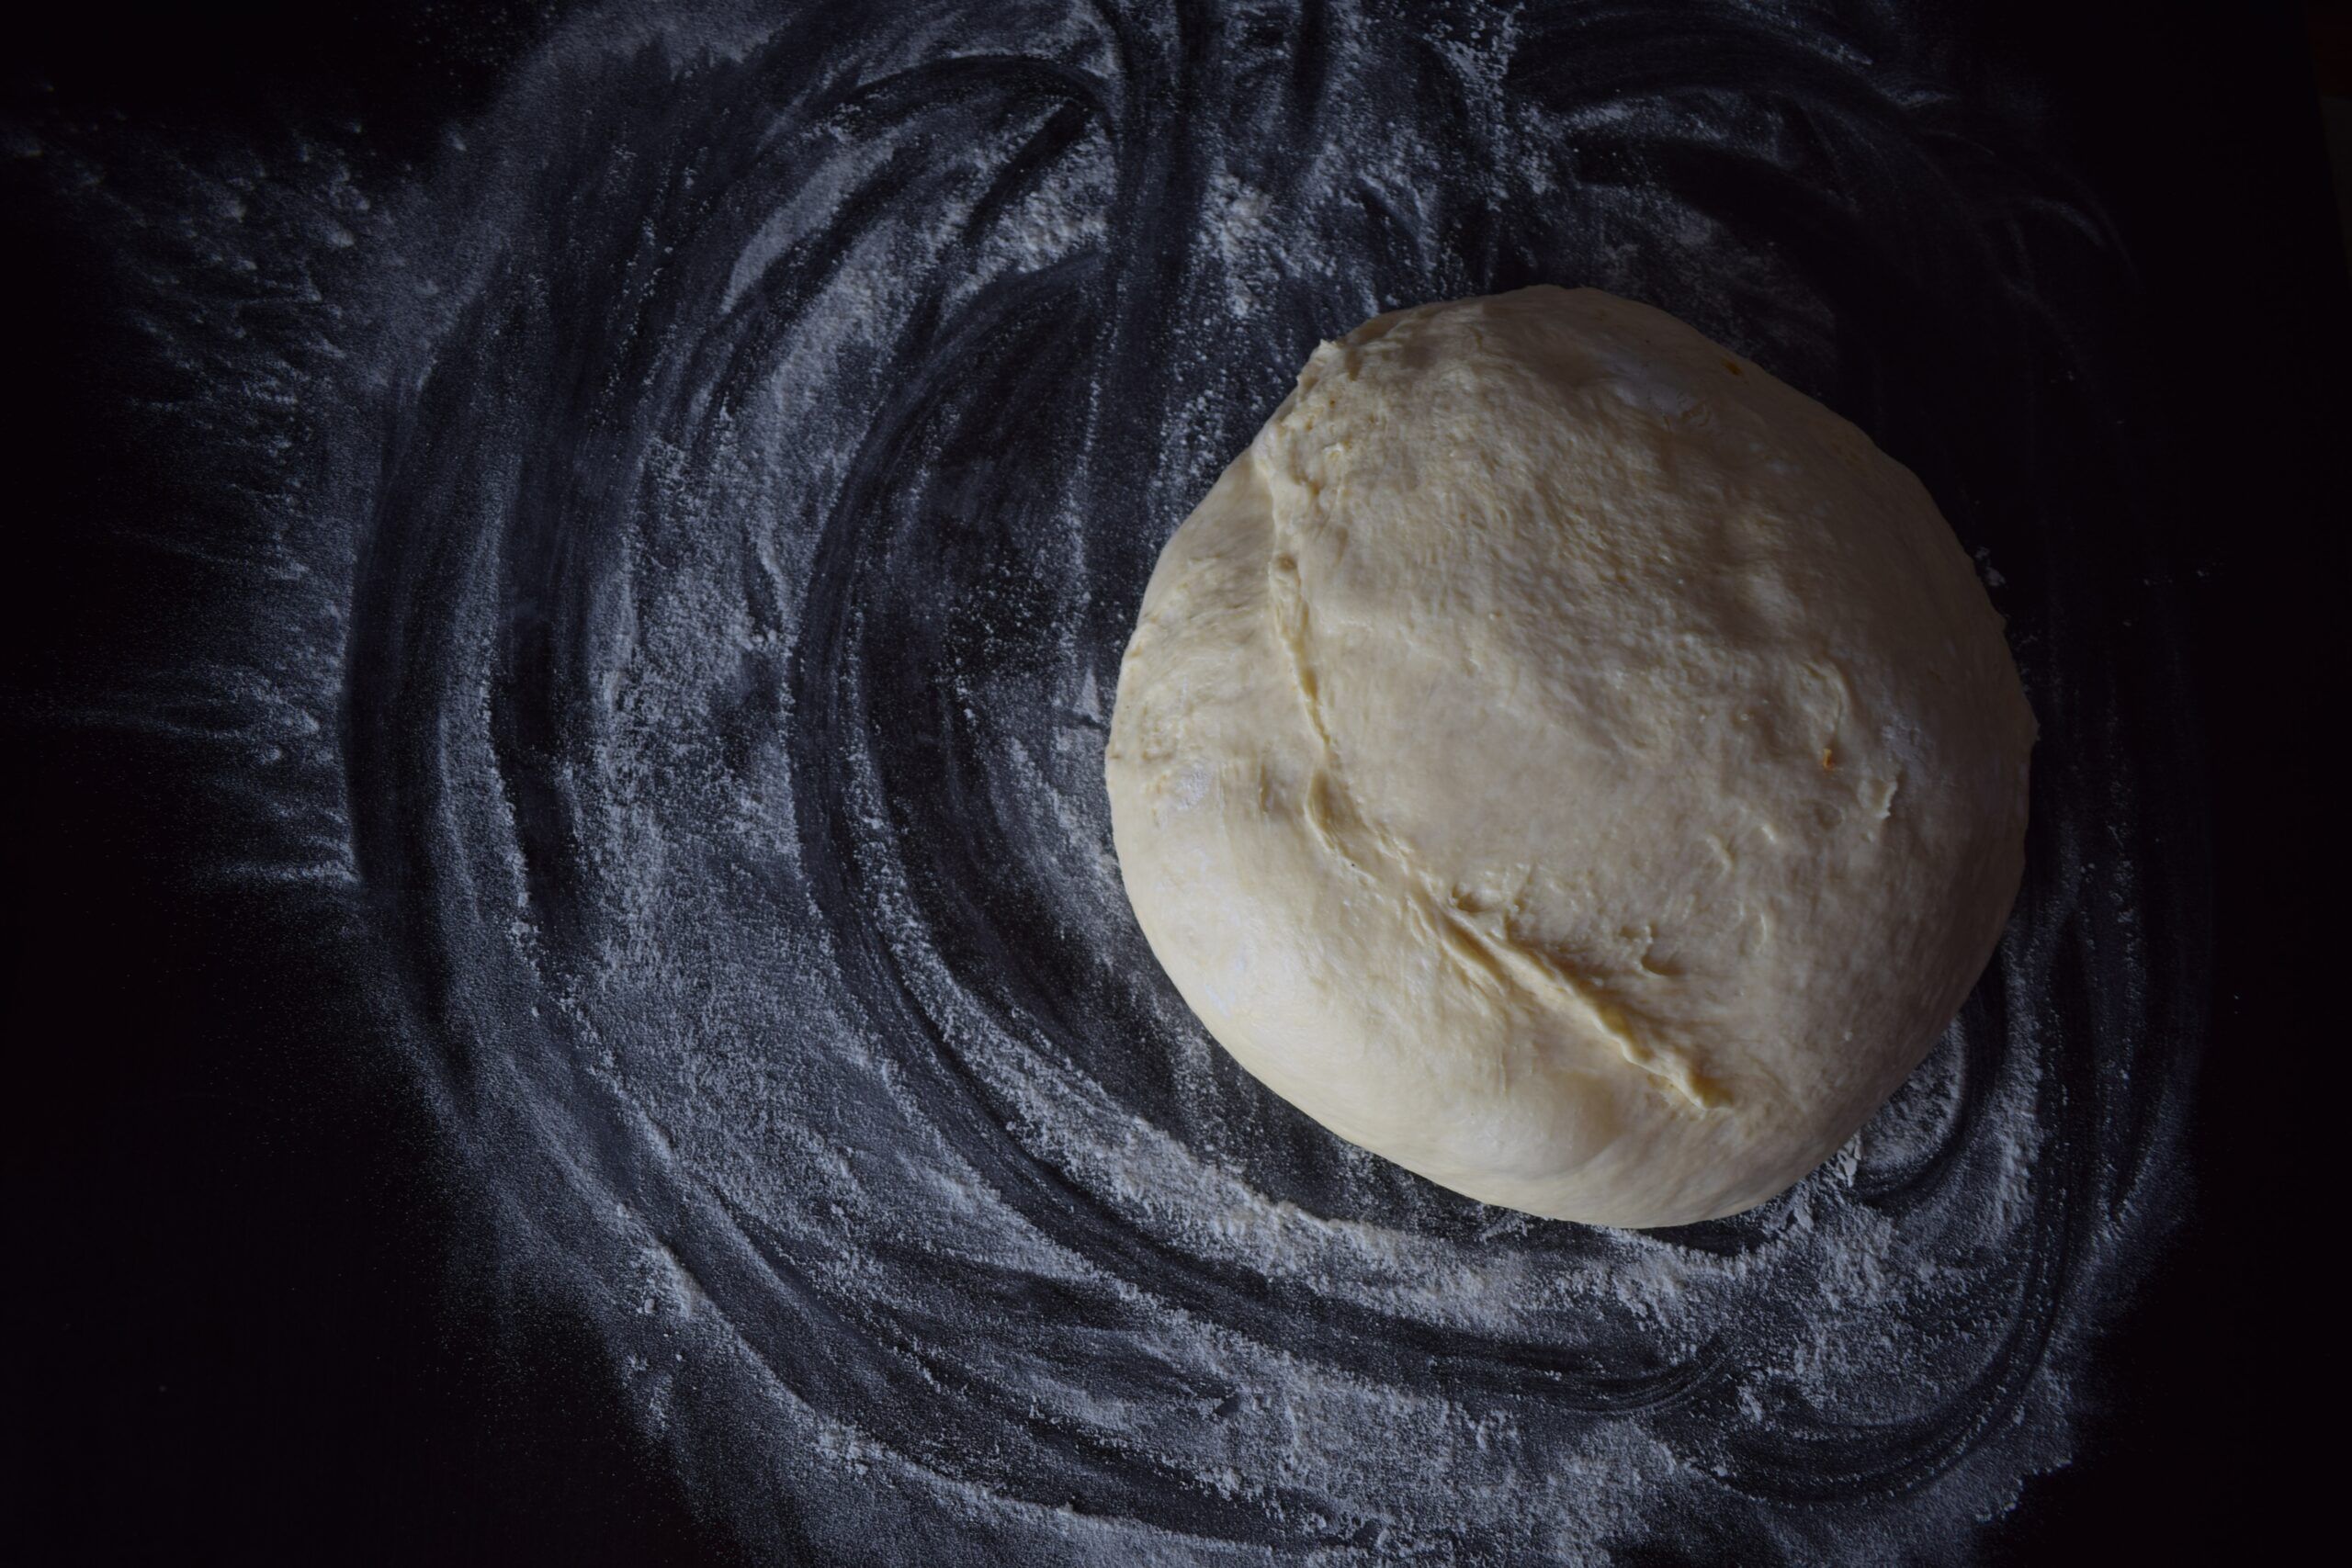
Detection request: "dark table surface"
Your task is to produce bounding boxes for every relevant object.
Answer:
[6,2,2342,1561]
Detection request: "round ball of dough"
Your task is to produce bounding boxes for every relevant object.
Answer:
[1104,286,2033,1228]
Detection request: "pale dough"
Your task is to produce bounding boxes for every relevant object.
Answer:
[1103,287,2033,1228]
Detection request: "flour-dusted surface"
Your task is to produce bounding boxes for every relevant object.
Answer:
[19,0,2202,1560]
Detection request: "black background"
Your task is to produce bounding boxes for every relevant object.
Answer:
[5,2,2341,1560]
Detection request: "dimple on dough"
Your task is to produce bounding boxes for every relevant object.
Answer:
[1103,286,2034,1229]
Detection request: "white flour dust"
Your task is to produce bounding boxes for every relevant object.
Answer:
[17,1,2199,1561]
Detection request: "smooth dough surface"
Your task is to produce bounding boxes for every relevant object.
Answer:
[1104,286,2033,1228]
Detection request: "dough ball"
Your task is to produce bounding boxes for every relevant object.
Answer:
[1103,286,2033,1228]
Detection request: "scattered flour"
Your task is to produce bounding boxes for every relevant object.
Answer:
[15,1,2198,1561]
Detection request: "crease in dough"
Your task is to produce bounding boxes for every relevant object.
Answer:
[1261,368,1724,1115]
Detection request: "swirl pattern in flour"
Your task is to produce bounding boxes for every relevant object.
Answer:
[31,1,2204,1560]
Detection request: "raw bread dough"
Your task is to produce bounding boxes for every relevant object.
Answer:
[1103,286,2033,1228]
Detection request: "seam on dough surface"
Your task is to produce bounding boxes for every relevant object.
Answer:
[1261,481,1728,1116]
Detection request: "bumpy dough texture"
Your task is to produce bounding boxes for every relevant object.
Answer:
[1104,287,2033,1228]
